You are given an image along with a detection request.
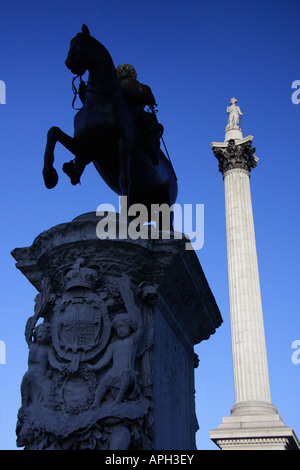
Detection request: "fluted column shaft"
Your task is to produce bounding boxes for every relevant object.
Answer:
[223,168,271,406]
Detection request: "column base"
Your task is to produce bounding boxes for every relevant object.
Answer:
[209,404,300,450]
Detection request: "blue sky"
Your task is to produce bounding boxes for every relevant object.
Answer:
[0,0,299,450]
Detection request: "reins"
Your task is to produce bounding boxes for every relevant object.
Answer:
[71,75,84,110]
[72,76,120,108]
[148,105,177,181]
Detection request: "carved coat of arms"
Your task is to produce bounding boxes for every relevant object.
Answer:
[17,257,157,450]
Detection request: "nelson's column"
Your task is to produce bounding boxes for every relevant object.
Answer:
[209,98,300,450]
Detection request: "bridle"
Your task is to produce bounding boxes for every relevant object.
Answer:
[72,74,120,109]
[71,74,85,110]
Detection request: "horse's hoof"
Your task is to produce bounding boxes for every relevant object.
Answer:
[62,161,74,175]
[63,161,81,185]
[43,167,58,189]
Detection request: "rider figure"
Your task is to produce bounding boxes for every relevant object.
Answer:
[63,64,163,185]
[116,64,163,165]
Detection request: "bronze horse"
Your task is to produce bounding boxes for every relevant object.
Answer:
[43,25,178,213]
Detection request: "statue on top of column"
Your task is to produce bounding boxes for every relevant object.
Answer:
[226,97,243,130]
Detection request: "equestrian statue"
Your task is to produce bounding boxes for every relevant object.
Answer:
[43,25,178,212]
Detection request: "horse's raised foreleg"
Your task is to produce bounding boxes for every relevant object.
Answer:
[43,126,84,188]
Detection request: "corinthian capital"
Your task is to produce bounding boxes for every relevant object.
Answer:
[211,138,258,176]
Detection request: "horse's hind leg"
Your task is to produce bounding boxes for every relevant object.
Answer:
[43,126,84,188]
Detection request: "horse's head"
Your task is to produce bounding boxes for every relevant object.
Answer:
[65,24,93,76]
[66,25,119,87]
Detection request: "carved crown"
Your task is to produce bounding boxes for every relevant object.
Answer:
[64,258,100,291]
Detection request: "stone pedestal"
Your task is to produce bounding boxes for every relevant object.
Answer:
[12,212,222,450]
[224,126,243,142]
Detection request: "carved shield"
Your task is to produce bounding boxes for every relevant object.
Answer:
[52,291,111,362]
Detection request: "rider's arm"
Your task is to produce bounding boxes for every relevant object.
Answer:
[137,83,156,106]
[120,79,156,107]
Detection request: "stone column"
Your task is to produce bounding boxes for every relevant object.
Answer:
[214,137,274,414]
[224,167,273,411]
[12,212,222,450]
[209,104,300,450]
